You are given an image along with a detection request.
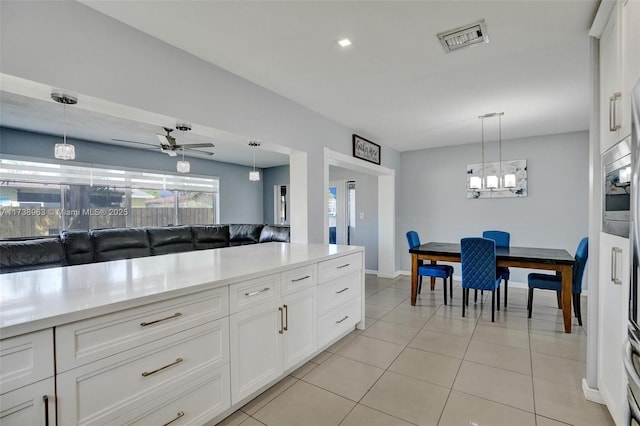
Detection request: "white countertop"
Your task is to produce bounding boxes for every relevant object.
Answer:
[0,243,363,339]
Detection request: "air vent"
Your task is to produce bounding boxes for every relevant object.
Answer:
[437,20,488,53]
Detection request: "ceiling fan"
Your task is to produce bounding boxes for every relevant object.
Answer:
[113,125,215,157]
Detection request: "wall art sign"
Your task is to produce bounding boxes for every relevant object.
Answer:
[352,134,381,165]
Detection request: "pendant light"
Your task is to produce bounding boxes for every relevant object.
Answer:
[176,146,190,173]
[249,141,260,181]
[472,112,515,190]
[52,91,78,160]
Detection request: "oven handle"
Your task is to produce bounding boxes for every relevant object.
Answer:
[624,341,640,389]
[630,388,640,423]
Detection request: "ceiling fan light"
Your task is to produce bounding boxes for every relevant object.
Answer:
[176,160,190,173]
[55,143,75,160]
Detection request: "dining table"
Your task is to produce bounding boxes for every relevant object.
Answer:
[409,242,576,333]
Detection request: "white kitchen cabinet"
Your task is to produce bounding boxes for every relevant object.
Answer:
[600,2,625,153]
[0,329,55,426]
[623,0,640,102]
[317,253,363,348]
[229,286,316,404]
[0,378,55,426]
[598,231,630,425]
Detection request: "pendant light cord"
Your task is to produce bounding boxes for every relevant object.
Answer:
[63,103,67,145]
[481,116,485,187]
[498,113,502,185]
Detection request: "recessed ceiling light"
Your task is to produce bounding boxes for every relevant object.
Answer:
[338,38,352,48]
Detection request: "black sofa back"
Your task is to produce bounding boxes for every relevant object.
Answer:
[0,224,289,273]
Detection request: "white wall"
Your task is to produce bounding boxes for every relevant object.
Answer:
[397,131,590,285]
[0,0,401,244]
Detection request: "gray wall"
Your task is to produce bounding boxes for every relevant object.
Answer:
[0,0,401,243]
[0,127,264,224]
[397,130,590,284]
[262,165,290,224]
[329,166,379,271]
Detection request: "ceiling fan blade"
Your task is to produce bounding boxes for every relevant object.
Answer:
[179,143,215,149]
[112,138,154,146]
[184,149,214,156]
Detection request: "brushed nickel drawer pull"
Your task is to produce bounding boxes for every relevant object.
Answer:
[278,307,284,334]
[245,287,270,297]
[43,395,49,426]
[162,411,185,426]
[336,287,349,294]
[140,312,182,327]
[336,315,349,324]
[291,275,311,282]
[283,304,288,331]
[337,263,350,269]
[141,358,183,377]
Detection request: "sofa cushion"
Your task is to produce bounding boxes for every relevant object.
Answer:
[229,224,264,246]
[191,225,230,250]
[147,226,195,255]
[61,230,94,265]
[91,228,151,262]
[259,225,290,243]
[0,237,66,273]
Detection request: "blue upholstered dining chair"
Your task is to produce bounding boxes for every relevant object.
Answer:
[406,231,454,305]
[483,230,511,307]
[460,237,502,322]
[527,237,588,326]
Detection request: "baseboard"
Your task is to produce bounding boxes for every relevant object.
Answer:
[373,270,403,279]
[582,378,605,404]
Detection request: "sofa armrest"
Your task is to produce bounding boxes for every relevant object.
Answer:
[0,237,66,273]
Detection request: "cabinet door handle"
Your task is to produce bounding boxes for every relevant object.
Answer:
[611,247,623,284]
[336,315,349,324]
[336,287,349,294]
[610,92,622,131]
[162,411,185,426]
[283,304,288,331]
[245,287,270,297]
[278,307,284,334]
[43,395,49,426]
[337,263,350,269]
[141,358,183,377]
[140,312,182,327]
[291,275,310,282]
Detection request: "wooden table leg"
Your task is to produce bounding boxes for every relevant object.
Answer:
[411,254,418,305]
[560,264,573,333]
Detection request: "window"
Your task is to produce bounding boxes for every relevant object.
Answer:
[0,159,219,238]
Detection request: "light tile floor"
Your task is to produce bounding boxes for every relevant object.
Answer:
[217,274,614,426]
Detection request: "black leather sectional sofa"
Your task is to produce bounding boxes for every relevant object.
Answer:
[0,224,290,274]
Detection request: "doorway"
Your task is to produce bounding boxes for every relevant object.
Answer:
[328,180,356,244]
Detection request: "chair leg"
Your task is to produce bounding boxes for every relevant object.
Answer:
[573,293,583,326]
[474,289,478,303]
[527,288,534,318]
[491,290,495,322]
[496,286,500,312]
[556,291,562,309]
[449,276,453,300]
[443,278,447,306]
[462,289,466,318]
[418,276,422,294]
[504,280,509,308]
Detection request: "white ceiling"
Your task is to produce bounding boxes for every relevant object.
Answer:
[79,0,599,152]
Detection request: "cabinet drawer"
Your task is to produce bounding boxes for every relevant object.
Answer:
[0,329,53,395]
[317,271,360,315]
[0,377,55,426]
[56,286,228,372]
[57,319,228,426]
[318,253,362,284]
[104,364,230,426]
[318,298,361,348]
[229,274,279,314]
[280,264,317,296]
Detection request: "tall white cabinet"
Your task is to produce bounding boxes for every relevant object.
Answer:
[593,0,640,424]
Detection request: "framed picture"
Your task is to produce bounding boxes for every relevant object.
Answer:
[352,134,381,165]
